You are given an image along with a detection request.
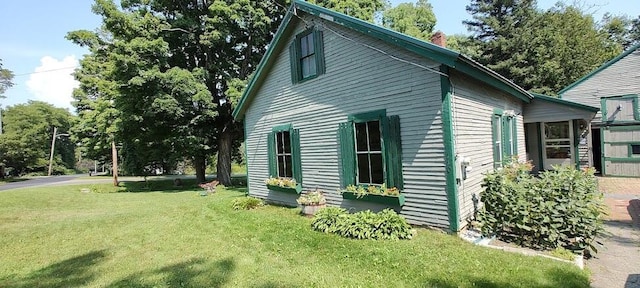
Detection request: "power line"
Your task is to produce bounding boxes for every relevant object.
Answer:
[13,66,78,77]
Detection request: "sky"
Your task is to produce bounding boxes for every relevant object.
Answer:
[1,0,639,112]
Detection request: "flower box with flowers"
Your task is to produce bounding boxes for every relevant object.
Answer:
[340,184,405,206]
[264,177,302,194]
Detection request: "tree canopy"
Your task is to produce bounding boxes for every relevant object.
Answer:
[0,101,75,176]
[307,0,388,22]
[0,59,14,99]
[382,0,436,41]
[464,0,623,94]
[69,0,286,183]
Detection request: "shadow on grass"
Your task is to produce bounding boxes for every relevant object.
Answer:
[1,250,107,288]
[120,176,247,193]
[423,267,589,288]
[107,257,236,288]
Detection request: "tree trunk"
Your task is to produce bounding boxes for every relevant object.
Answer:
[217,127,233,186]
[111,140,119,186]
[194,156,206,183]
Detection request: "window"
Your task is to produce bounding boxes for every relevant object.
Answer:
[355,121,384,184]
[338,110,403,189]
[289,28,325,83]
[267,125,302,182]
[631,144,640,156]
[275,131,292,178]
[492,109,518,168]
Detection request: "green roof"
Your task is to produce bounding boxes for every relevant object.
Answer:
[233,0,532,120]
[531,93,599,112]
[558,43,640,96]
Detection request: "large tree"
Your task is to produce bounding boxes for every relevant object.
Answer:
[0,59,13,99]
[464,0,621,94]
[382,0,436,41]
[307,0,388,22]
[601,13,640,50]
[69,0,286,184]
[0,101,75,176]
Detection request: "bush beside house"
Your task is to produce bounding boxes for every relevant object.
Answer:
[478,162,606,253]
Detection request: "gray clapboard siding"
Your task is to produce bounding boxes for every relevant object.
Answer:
[604,162,640,176]
[450,71,526,227]
[604,98,637,122]
[244,16,450,228]
[561,49,640,123]
[523,99,595,123]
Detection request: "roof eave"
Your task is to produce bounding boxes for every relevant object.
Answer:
[531,93,600,112]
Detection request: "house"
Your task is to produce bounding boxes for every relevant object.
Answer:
[233,0,598,231]
[559,44,640,177]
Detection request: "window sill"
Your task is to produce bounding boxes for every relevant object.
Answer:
[341,191,405,206]
[266,183,302,194]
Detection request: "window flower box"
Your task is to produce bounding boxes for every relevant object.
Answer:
[340,184,405,206]
[266,183,302,194]
[341,191,405,206]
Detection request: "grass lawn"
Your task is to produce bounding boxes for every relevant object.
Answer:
[0,181,589,287]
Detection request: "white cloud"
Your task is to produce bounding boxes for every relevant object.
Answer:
[25,55,79,111]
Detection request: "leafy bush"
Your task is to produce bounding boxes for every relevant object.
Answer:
[478,162,605,252]
[311,208,414,240]
[231,197,264,210]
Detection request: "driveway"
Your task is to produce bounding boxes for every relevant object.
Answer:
[588,177,640,288]
[0,175,81,191]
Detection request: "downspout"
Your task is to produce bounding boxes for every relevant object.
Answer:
[440,65,459,232]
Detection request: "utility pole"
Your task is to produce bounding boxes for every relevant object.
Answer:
[47,127,58,176]
[112,140,118,186]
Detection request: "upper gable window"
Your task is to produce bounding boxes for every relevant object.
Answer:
[289,28,325,83]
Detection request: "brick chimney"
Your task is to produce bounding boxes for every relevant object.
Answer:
[431,31,446,48]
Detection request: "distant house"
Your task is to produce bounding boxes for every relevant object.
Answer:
[559,44,640,177]
[233,0,598,231]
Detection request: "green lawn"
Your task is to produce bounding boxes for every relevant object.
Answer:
[0,181,589,287]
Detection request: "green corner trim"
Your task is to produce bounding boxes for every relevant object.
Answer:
[244,122,250,195]
[531,93,600,112]
[559,44,640,95]
[341,191,405,206]
[266,183,303,194]
[440,65,459,232]
[600,128,606,176]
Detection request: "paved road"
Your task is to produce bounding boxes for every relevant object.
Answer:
[0,175,82,191]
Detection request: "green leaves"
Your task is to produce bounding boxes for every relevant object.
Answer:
[382,0,436,41]
[479,163,605,253]
[311,208,413,240]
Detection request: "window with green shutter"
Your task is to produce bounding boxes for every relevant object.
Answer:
[267,124,302,183]
[338,110,403,190]
[491,109,518,168]
[289,28,325,84]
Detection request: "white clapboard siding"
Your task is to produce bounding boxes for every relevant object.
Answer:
[244,16,450,228]
[450,71,526,228]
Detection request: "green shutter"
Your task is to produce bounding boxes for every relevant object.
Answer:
[512,117,518,156]
[291,128,303,183]
[267,132,276,177]
[314,30,325,75]
[338,122,355,187]
[383,115,403,190]
[289,43,299,84]
[491,116,500,169]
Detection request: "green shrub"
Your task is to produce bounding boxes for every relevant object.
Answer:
[311,208,413,240]
[478,162,605,252]
[231,197,264,210]
[311,207,347,233]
